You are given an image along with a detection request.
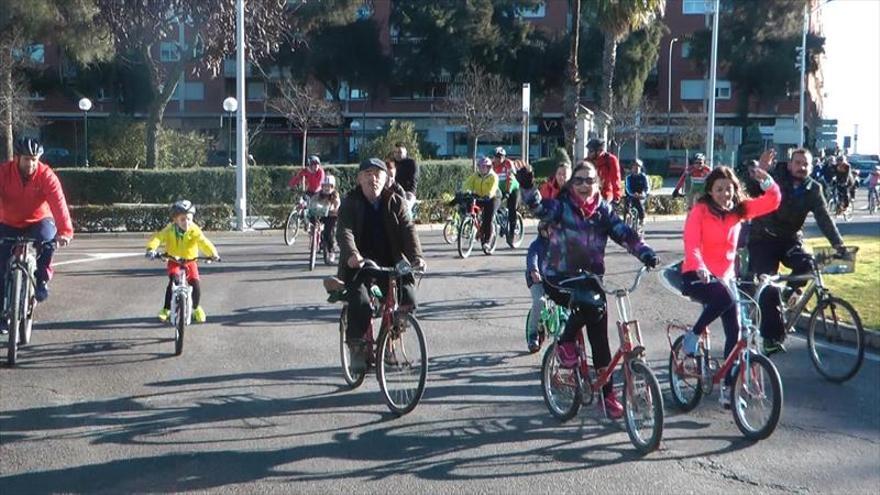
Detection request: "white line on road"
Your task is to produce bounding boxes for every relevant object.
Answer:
[53,252,143,266]
[788,333,880,362]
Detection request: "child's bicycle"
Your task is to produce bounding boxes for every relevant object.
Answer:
[495,201,525,248]
[524,293,568,353]
[306,202,337,271]
[283,195,310,246]
[442,209,461,245]
[541,266,664,455]
[456,192,497,258]
[2,237,55,366]
[663,264,783,441]
[622,195,646,238]
[152,253,216,356]
[325,259,427,416]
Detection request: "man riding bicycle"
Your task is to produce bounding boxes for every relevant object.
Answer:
[334,158,426,373]
[624,159,650,223]
[492,147,521,247]
[0,138,73,333]
[748,148,846,355]
[673,153,711,210]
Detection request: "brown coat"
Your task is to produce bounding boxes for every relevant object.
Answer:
[336,186,422,279]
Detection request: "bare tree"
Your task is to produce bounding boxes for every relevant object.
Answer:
[440,63,519,164]
[268,79,341,167]
[0,57,40,157]
[612,97,657,157]
[675,108,707,154]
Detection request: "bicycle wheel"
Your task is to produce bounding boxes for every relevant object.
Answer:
[668,334,703,411]
[283,209,300,246]
[482,223,498,255]
[442,218,458,244]
[541,343,582,421]
[20,276,34,346]
[623,360,664,455]
[807,296,864,383]
[510,212,525,248]
[377,313,428,416]
[457,217,476,258]
[339,307,367,388]
[732,352,782,440]
[6,270,23,365]
[308,226,319,271]
[174,294,185,356]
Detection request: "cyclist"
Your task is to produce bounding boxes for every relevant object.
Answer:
[525,220,551,353]
[832,156,854,212]
[288,155,325,195]
[673,153,711,210]
[0,138,73,331]
[463,156,500,252]
[312,174,341,263]
[516,162,659,419]
[539,161,572,200]
[492,147,521,247]
[624,159,650,224]
[748,148,846,354]
[335,158,426,373]
[679,162,781,408]
[145,200,220,323]
[585,139,622,206]
[868,166,880,212]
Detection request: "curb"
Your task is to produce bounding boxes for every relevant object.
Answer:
[791,311,880,351]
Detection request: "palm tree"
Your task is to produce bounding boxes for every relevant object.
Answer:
[563,0,582,158]
[591,0,666,117]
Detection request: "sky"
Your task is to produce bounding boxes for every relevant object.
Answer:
[821,0,880,154]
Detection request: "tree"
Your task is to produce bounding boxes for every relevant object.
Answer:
[268,80,341,167]
[588,0,666,117]
[612,21,668,111]
[440,63,519,163]
[562,0,582,158]
[612,97,658,158]
[94,0,295,168]
[0,0,110,159]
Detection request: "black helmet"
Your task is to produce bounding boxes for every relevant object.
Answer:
[14,137,44,157]
[171,199,196,217]
[587,139,604,152]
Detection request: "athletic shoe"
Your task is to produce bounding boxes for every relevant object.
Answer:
[0,318,7,335]
[193,306,207,323]
[348,339,368,374]
[34,281,49,302]
[556,341,579,368]
[157,308,171,322]
[527,331,541,353]
[603,390,624,420]
[719,384,731,409]
[682,330,700,356]
[763,339,787,356]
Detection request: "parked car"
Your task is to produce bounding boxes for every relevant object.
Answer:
[42,147,75,167]
[848,155,880,185]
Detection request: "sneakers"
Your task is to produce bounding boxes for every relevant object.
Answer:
[603,390,624,420]
[481,242,490,252]
[527,331,541,353]
[157,308,171,322]
[682,330,700,356]
[34,281,49,302]
[763,339,787,356]
[556,341,579,368]
[719,384,732,410]
[193,306,207,323]
[0,318,7,335]
[348,339,369,374]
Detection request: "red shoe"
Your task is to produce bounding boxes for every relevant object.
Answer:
[556,341,579,368]
[603,390,624,420]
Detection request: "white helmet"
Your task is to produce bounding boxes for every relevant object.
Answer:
[321,174,336,187]
[494,146,506,157]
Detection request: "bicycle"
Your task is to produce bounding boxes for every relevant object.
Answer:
[495,202,525,248]
[827,186,853,222]
[283,195,310,246]
[541,266,664,455]
[442,209,462,245]
[622,195,646,238]
[456,192,497,258]
[524,294,568,353]
[664,266,783,441]
[2,237,53,366]
[867,184,879,215]
[151,253,216,356]
[306,202,337,271]
[327,259,428,416]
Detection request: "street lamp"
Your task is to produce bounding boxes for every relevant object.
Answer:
[666,37,679,154]
[78,97,92,167]
[222,96,238,165]
[706,0,720,167]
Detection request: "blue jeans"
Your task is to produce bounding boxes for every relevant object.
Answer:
[0,219,57,309]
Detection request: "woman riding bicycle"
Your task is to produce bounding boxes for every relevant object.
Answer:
[517,162,659,419]
[679,162,781,407]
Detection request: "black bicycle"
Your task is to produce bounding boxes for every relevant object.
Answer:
[2,237,55,366]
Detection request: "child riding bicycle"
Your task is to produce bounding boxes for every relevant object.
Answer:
[311,175,341,262]
[462,157,500,251]
[679,159,781,408]
[624,159,650,223]
[525,220,551,353]
[145,200,220,323]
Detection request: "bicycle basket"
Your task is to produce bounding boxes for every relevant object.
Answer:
[813,246,858,274]
[308,202,331,219]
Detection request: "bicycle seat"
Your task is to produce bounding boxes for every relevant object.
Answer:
[659,260,700,303]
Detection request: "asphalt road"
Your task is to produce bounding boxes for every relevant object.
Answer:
[1,214,878,494]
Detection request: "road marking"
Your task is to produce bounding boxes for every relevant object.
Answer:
[54,252,142,266]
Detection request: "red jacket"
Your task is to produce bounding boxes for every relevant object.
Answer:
[0,160,74,238]
[539,178,562,200]
[288,166,325,194]
[594,152,621,202]
[683,182,781,281]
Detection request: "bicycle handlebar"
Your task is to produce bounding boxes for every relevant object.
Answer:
[0,236,59,246]
[355,258,425,278]
[558,265,649,295]
[153,253,218,264]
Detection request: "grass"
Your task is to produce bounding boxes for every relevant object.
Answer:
[802,235,880,330]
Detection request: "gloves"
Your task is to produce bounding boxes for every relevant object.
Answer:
[413,257,427,272]
[640,250,659,269]
[834,244,849,259]
[212,256,221,262]
[145,250,157,259]
[515,167,534,190]
[672,189,681,199]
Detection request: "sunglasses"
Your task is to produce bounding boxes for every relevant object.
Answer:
[571,176,597,186]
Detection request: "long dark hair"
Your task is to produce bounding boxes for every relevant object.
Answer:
[561,161,598,196]
[698,166,747,217]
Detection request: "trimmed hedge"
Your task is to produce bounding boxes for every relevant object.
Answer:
[71,204,234,233]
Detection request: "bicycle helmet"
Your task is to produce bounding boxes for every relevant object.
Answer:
[307,155,321,166]
[477,156,492,168]
[494,147,506,157]
[14,137,44,157]
[632,158,644,168]
[692,153,706,162]
[321,174,336,187]
[171,199,196,217]
[587,139,604,152]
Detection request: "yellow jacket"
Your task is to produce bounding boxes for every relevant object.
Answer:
[146,223,219,259]
[463,171,499,199]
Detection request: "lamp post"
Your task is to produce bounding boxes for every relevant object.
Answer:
[666,37,679,154]
[78,97,92,167]
[706,0,720,167]
[234,0,247,231]
[222,97,238,165]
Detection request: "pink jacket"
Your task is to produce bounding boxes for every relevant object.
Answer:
[683,182,781,281]
[0,160,74,238]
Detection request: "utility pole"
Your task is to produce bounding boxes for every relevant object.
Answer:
[235,0,248,230]
[706,0,720,167]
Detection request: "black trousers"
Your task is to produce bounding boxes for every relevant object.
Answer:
[345,273,416,342]
[748,238,814,342]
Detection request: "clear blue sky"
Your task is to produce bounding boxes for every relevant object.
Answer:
[822,0,880,154]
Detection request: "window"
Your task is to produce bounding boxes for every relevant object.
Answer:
[681,41,692,58]
[160,42,180,62]
[247,81,266,101]
[26,90,45,101]
[715,80,732,99]
[97,87,110,101]
[171,82,205,101]
[683,0,709,14]
[517,2,546,18]
[356,1,374,19]
[680,79,732,100]
[350,86,369,100]
[12,43,45,64]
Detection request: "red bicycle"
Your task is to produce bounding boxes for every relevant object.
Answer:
[456,192,497,258]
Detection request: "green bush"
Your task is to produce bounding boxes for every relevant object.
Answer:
[71,204,234,232]
[158,128,210,168]
[89,116,210,169]
[359,119,422,162]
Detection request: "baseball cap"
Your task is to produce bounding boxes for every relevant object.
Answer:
[359,157,387,172]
